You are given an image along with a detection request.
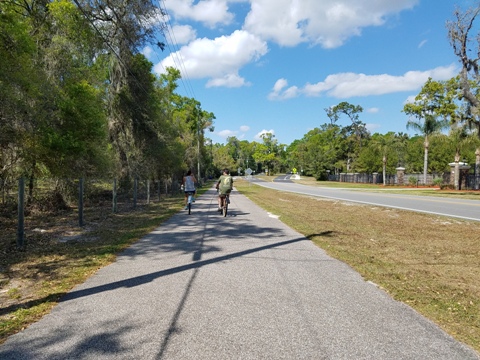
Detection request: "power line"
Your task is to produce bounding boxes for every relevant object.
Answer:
[74,0,200,106]
[71,0,156,100]
[156,0,197,100]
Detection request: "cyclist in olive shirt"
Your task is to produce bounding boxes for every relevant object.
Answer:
[215,168,233,211]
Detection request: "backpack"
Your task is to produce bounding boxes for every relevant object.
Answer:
[221,175,232,189]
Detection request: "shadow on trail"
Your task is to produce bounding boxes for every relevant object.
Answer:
[156,267,199,360]
[123,189,286,260]
[60,237,306,303]
[0,314,136,359]
[306,231,335,239]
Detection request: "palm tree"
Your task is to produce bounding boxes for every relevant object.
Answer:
[406,115,448,185]
[370,133,397,186]
[403,78,452,185]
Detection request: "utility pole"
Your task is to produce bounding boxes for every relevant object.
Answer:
[197,107,201,184]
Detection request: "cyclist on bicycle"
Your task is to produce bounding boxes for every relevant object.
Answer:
[182,169,197,210]
[215,168,233,211]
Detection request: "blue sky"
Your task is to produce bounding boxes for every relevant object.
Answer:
[143,0,474,146]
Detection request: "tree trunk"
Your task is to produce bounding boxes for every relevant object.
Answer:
[423,139,429,185]
[382,155,386,186]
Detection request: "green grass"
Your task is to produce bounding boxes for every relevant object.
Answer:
[6,288,21,300]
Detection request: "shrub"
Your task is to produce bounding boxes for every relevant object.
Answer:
[408,176,418,186]
[432,178,443,187]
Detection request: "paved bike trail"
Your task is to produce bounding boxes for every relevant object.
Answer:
[1,187,478,359]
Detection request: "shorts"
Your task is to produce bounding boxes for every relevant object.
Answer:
[218,188,232,196]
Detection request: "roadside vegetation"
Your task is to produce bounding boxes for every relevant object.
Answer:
[235,179,479,353]
[0,192,193,343]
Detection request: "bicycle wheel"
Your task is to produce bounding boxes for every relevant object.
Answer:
[223,202,227,217]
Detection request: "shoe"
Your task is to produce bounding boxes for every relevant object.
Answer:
[218,207,222,212]
[192,198,195,202]
[184,206,188,210]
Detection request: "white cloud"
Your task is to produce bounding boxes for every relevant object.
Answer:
[270,64,458,100]
[268,78,299,100]
[418,39,428,48]
[155,30,268,88]
[157,0,425,90]
[158,1,422,89]
[217,124,250,139]
[207,73,250,88]
[255,129,275,140]
[217,129,238,138]
[163,0,234,28]
[142,46,154,59]
[244,0,419,48]
[171,25,197,44]
[367,107,380,113]
[273,78,288,92]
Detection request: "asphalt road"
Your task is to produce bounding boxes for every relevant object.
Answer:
[254,176,480,222]
[0,187,478,359]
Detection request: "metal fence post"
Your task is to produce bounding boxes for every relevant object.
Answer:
[113,178,117,213]
[79,178,84,227]
[146,179,150,205]
[17,177,25,249]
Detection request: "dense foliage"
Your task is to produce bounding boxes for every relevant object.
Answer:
[0,0,216,198]
[223,122,478,181]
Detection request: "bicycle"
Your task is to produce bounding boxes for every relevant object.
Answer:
[186,191,195,215]
[218,193,229,217]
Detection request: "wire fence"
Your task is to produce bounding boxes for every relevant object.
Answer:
[1,177,182,205]
[4,170,479,249]
[1,177,185,249]
[328,172,480,189]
